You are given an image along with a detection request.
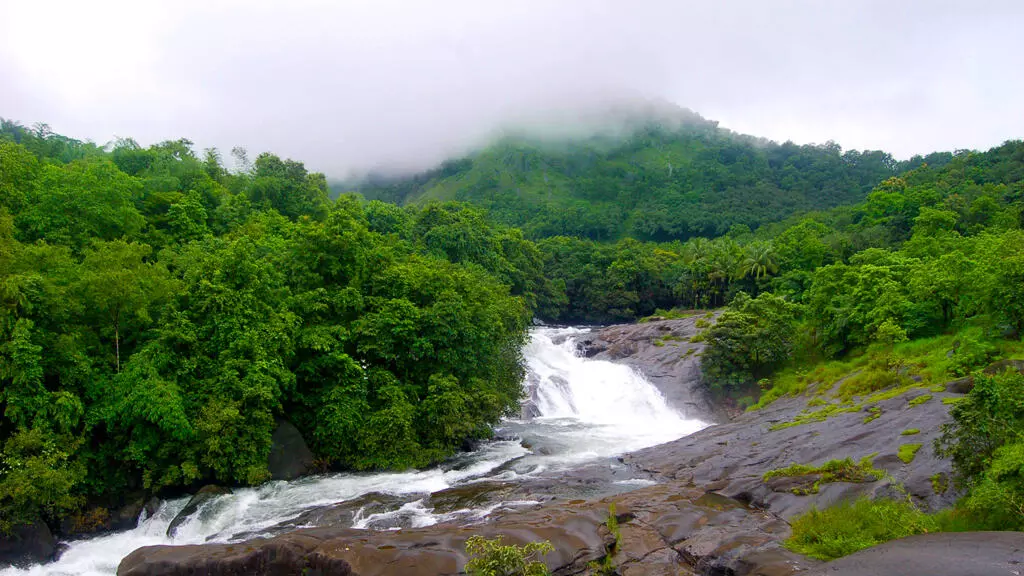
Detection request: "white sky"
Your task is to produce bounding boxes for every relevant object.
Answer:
[2,0,1022,176]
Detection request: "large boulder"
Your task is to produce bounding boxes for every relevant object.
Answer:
[166,485,233,537]
[268,420,315,481]
[0,517,57,568]
[59,495,161,539]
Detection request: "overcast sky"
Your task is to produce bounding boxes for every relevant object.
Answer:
[2,0,1022,177]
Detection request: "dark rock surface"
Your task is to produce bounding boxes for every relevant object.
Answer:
[625,384,962,519]
[59,495,158,539]
[120,483,819,576]
[268,419,316,481]
[807,532,1024,576]
[0,517,57,568]
[167,485,234,537]
[574,315,726,421]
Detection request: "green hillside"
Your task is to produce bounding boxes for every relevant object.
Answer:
[354,110,947,241]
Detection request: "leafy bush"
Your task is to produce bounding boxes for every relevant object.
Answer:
[702,292,801,395]
[946,336,996,376]
[464,535,553,576]
[937,368,1024,529]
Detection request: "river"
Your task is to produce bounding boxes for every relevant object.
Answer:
[1,327,708,576]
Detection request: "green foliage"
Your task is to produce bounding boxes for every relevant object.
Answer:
[702,292,801,394]
[898,444,923,463]
[784,498,946,561]
[356,114,899,243]
[901,428,920,436]
[464,535,553,576]
[937,368,1024,529]
[588,504,621,576]
[0,125,539,530]
[946,336,996,377]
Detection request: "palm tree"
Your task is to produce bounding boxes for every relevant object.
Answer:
[741,242,780,280]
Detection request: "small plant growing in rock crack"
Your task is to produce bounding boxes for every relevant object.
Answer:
[465,535,553,576]
[588,503,621,575]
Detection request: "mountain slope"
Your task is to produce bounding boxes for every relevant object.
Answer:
[353,110,929,241]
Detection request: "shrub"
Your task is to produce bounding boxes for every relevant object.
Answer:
[465,536,553,576]
[946,336,996,377]
[785,498,937,561]
[937,369,1024,530]
[702,292,801,395]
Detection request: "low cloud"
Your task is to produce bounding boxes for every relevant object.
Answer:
[2,0,1022,177]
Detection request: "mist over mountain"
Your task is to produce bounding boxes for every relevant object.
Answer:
[344,105,944,241]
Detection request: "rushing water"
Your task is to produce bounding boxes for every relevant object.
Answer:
[2,327,708,576]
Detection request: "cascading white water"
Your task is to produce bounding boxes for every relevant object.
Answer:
[524,327,706,450]
[0,327,707,576]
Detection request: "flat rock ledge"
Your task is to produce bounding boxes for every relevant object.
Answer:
[119,482,816,576]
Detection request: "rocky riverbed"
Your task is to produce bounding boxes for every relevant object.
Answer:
[112,317,1024,576]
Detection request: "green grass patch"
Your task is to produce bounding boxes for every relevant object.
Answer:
[942,397,964,405]
[862,406,882,424]
[931,473,949,495]
[897,443,923,463]
[638,308,695,323]
[770,403,862,430]
[908,394,932,407]
[900,428,920,436]
[753,326,1024,413]
[784,498,966,561]
[763,456,885,494]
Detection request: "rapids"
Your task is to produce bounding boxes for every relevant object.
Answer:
[1,327,707,576]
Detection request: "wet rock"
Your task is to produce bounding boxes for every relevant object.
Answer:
[264,492,412,537]
[167,485,233,537]
[145,496,163,518]
[119,483,821,576]
[268,419,315,481]
[427,481,520,513]
[806,531,1024,576]
[118,531,353,576]
[625,379,964,519]
[0,518,57,568]
[577,315,726,421]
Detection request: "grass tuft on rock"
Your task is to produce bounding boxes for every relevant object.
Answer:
[763,456,885,494]
[898,443,923,463]
[908,394,932,407]
[900,428,920,436]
